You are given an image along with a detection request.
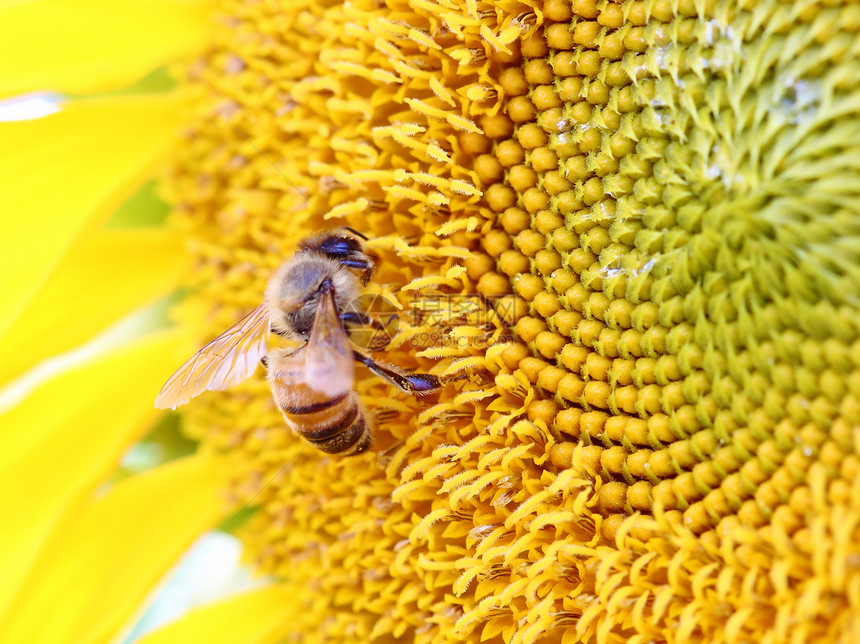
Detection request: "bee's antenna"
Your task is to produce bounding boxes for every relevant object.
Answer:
[342,226,368,240]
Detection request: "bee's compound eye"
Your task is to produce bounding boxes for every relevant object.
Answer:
[320,236,362,257]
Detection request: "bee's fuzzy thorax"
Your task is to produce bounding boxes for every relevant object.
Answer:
[265,252,359,340]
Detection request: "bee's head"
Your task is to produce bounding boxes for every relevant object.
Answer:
[266,255,358,340]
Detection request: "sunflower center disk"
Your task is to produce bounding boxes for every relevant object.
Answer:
[168,0,860,641]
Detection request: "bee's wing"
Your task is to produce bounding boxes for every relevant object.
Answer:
[304,289,354,397]
[155,305,270,409]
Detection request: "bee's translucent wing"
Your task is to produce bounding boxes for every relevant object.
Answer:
[155,305,270,410]
[304,290,354,397]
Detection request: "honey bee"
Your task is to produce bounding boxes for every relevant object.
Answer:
[155,228,440,456]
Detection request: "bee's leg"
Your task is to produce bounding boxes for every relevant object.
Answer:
[374,407,400,424]
[370,407,408,468]
[340,311,392,349]
[338,259,375,286]
[340,310,373,327]
[261,356,269,368]
[353,350,441,396]
[375,435,406,469]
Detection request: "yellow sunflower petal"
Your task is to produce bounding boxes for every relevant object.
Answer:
[0,331,192,618]
[0,229,188,387]
[0,94,184,340]
[0,0,212,98]
[0,455,227,644]
[137,586,293,644]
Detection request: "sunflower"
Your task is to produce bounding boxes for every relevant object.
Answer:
[2,0,859,643]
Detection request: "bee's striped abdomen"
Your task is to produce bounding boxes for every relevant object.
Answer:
[270,366,372,456]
